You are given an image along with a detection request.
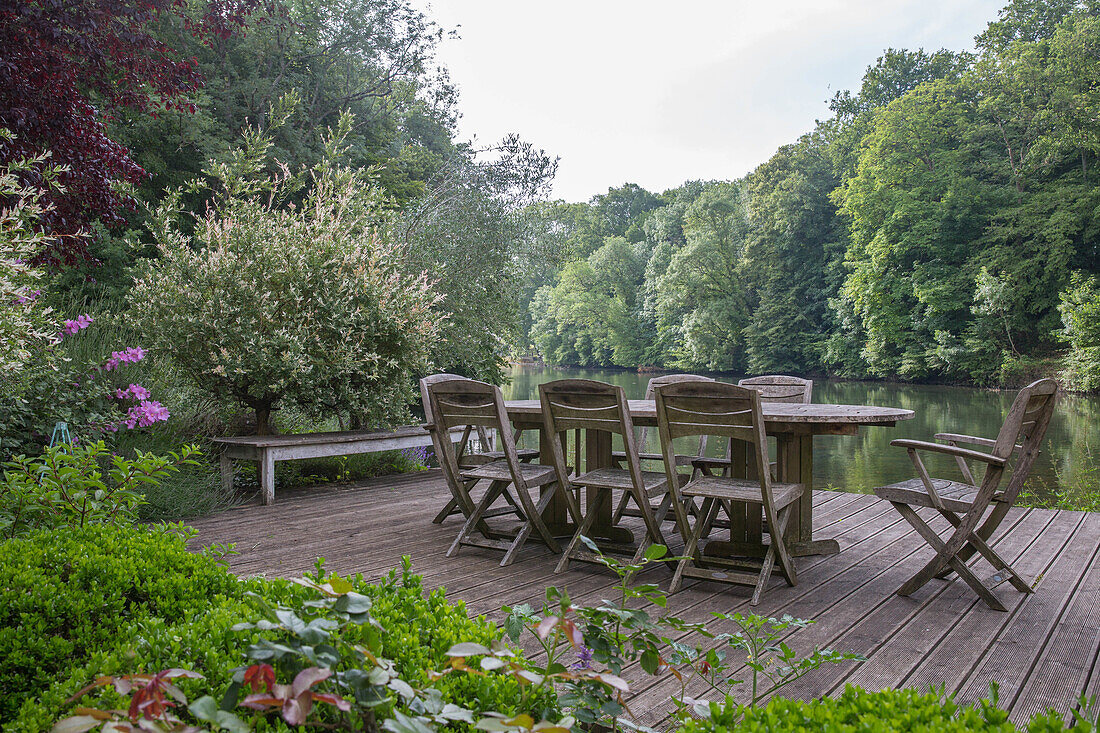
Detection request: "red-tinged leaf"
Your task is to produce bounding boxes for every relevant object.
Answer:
[160,669,203,680]
[243,664,276,693]
[290,667,331,697]
[161,682,188,704]
[535,616,559,640]
[70,708,114,721]
[311,693,352,711]
[66,677,116,704]
[239,694,286,710]
[558,619,584,648]
[282,695,310,726]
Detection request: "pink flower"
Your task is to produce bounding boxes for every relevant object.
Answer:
[103,346,146,371]
[115,383,152,401]
[59,313,94,338]
[122,400,170,429]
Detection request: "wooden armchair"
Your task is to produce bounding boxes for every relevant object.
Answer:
[873,378,1058,611]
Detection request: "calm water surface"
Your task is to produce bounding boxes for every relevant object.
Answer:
[503,365,1100,502]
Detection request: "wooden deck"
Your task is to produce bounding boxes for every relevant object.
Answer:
[187,470,1100,728]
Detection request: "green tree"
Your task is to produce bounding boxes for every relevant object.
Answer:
[129,108,443,434]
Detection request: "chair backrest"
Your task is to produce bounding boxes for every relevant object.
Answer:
[539,379,644,490]
[654,380,779,524]
[642,374,714,456]
[423,377,529,490]
[738,374,813,404]
[644,373,715,399]
[420,373,492,460]
[993,378,1058,504]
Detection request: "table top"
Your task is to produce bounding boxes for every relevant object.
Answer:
[504,399,914,427]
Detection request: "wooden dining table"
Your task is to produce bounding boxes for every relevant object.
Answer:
[504,399,914,557]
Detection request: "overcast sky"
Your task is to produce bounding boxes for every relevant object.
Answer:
[414,0,1006,203]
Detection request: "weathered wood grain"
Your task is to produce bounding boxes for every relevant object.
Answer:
[186,469,1100,730]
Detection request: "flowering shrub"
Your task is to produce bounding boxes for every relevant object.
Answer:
[0,315,169,458]
[129,98,443,434]
[0,130,62,378]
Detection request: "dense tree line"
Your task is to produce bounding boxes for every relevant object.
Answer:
[526,0,1100,390]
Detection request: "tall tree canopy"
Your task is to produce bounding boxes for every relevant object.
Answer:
[524,0,1100,391]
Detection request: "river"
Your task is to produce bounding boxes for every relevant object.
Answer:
[502,365,1100,504]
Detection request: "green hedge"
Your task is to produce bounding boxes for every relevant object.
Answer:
[676,686,1077,733]
[3,524,536,731]
[0,523,241,723]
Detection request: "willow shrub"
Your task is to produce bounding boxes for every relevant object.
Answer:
[129,99,443,434]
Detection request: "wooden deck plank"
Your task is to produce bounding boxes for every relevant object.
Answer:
[774,507,1062,704]
[183,470,1100,728]
[833,507,1047,694]
[950,511,1099,710]
[891,510,1083,698]
[1010,513,1100,723]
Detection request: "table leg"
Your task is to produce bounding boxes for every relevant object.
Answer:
[584,429,634,545]
[259,450,275,506]
[539,424,569,530]
[778,434,838,557]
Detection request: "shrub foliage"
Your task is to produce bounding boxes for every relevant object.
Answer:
[129,101,443,434]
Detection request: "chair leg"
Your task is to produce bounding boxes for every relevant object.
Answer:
[937,509,1032,594]
[891,503,954,596]
[555,487,606,574]
[751,545,776,606]
[521,484,563,554]
[672,497,714,594]
[501,522,534,567]
[448,481,505,558]
[433,497,458,524]
[891,502,1008,611]
[769,505,797,588]
[612,490,631,524]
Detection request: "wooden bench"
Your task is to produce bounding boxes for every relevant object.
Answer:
[213,425,466,505]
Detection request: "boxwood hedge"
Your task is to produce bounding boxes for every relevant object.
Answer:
[2,524,542,731]
[677,686,1078,733]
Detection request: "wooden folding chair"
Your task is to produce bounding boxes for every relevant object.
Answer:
[873,378,1058,611]
[691,374,812,477]
[425,377,575,566]
[539,379,671,574]
[655,380,800,605]
[420,374,538,524]
[611,373,715,524]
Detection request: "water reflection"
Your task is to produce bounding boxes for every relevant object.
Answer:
[503,366,1100,501]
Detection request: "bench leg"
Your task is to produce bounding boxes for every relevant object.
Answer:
[219,453,235,494]
[259,450,275,505]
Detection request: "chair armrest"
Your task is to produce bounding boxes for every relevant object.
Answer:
[891,439,1006,466]
[934,432,1022,452]
[934,432,995,448]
